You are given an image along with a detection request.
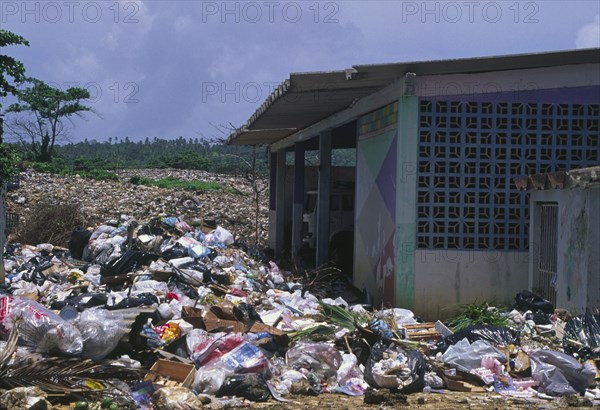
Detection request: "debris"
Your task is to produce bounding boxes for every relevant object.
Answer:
[1,169,599,408]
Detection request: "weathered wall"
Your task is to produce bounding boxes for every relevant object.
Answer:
[413,250,529,320]
[530,188,600,313]
[354,102,399,307]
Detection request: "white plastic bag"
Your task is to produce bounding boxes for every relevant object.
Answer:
[442,338,506,372]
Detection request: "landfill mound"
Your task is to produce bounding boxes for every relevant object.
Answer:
[1,171,600,409]
[6,169,269,245]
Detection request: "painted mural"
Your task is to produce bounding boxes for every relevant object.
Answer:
[355,102,398,307]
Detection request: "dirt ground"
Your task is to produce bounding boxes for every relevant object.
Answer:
[250,390,594,410]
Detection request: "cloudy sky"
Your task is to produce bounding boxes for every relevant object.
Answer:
[2,0,599,142]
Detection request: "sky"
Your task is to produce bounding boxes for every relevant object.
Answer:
[1,0,599,143]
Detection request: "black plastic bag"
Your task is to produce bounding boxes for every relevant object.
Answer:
[161,243,188,260]
[101,250,160,276]
[50,293,109,311]
[526,311,552,325]
[106,293,159,310]
[237,303,262,323]
[21,269,47,286]
[563,313,600,360]
[515,290,554,314]
[217,374,271,402]
[530,349,596,396]
[69,226,92,260]
[433,325,520,354]
[364,341,426,392]
[234,240,269,264]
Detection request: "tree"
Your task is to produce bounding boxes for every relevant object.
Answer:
[0,29,29,107]
[0,29,28,282]
[6,78,92,162]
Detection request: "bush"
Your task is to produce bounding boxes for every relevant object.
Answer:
[16,200,88,246]
[0,144,19,185]
[28,161,63,174]
[129,175,151,185]
[128,175,233,193]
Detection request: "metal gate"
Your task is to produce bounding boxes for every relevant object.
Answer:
[538,203,558,306]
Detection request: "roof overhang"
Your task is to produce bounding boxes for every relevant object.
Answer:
[228,48,600,146]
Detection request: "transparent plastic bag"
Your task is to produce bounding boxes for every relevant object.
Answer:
[442,338,506,373]
[529,349,596,396]
[286,341,342,381]
[1,296,83,355]
[77,307,125,360]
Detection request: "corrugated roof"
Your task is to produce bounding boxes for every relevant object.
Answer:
[228,48,600,146]
[514,166,600,190]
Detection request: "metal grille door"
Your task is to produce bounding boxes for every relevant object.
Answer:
[538,203,558,306]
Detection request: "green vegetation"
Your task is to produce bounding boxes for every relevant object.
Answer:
[129,175,239,194]
[7,77,92,162]
[446,301,509,332]
[0,29,29,104]
[50,138,270,176]
[0,144,19,185]
[26,159,118,181]
[320,302,368,331]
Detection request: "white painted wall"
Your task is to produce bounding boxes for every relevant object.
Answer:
[414,250,529,320]
[530,188,600,314]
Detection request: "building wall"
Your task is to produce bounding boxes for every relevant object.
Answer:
[414,250,529,319]
[411,83,599,317]
[530,188,600,313]
[354,102,399,306]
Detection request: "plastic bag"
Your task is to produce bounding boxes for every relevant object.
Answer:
[68,226,92,260]
[205,226,234,246]
[101,250,159,277]
[563,313,600,360]
[160,239,188,260]
[192,334,269,394]
[77,307,125,360]
[216,374,271,402]
[151,386,205,410]
[364,340,426,392]
[131,279,169,296]
[334,353,368,396]
[0,296,83,355]
[186,329,214,357]
[376,308,418,326]
[286,341,342,381]
[529,349,596,396]
[515,290,554,314]
[442,338,506,373]
[434,325,520,354]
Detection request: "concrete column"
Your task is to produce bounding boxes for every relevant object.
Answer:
[316,130,332,266]
[274,148,286,258]
[267,152,277,250]
[292,141,305,256]
[395,96,419,309]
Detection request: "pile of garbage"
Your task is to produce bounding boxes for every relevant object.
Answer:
[1,215,600,409]
[6,169,269,244]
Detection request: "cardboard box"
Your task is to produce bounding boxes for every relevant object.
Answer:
[144,359,196,388]
[402,321,452,341]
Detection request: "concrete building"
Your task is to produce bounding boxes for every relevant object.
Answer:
[228,48,600,319]
[516,167,600,314]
